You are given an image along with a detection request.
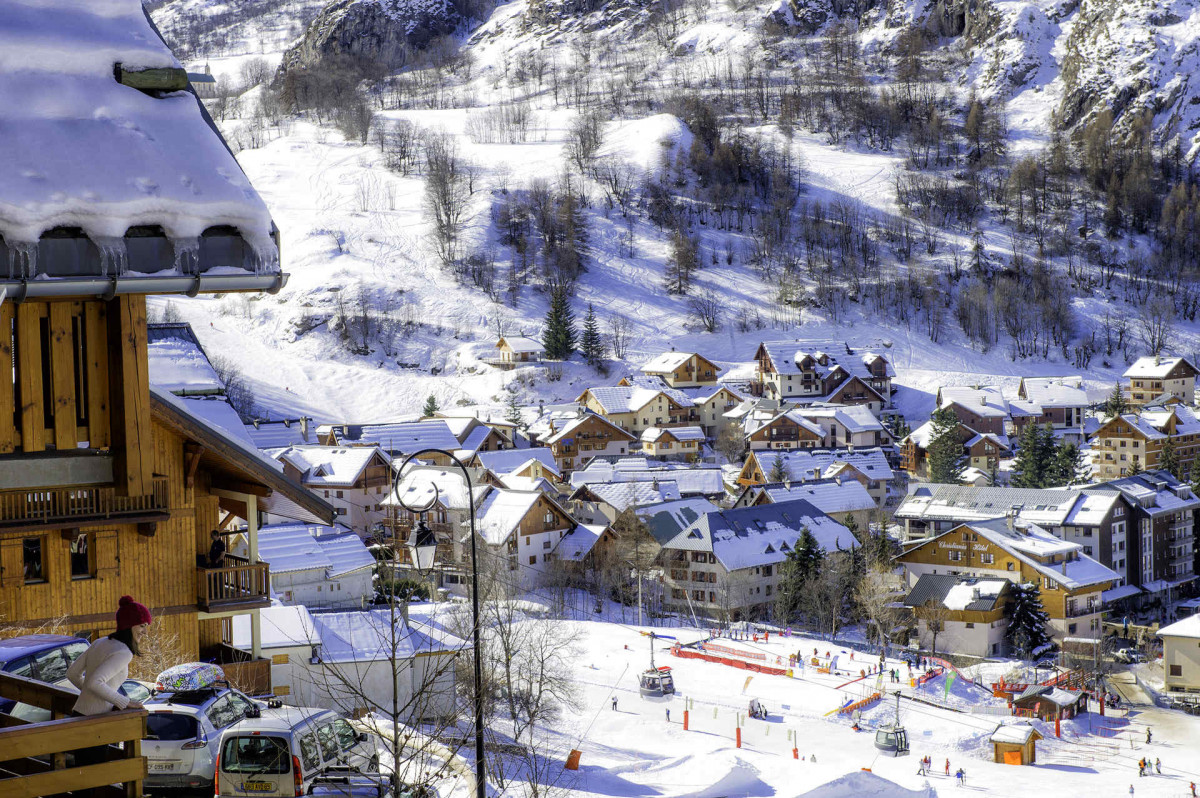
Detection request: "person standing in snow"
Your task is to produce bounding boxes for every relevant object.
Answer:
[612,697,617,711]
[1138,759,1145,777]
[666,708,670,722]
[955,768,964,787]
[1155,758,1161,775]
[1129,786,1135,797]
[945,759,950,776]
[916,759,925,776]
[1146,727,1152,744]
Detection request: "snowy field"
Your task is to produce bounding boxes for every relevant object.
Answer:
[408,602,1199,798]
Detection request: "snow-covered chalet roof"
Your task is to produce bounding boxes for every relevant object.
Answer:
[990,723,1041,745]
[938,386,1009,418]
[577,480,681,511]
[544,411,634,445]
[640,351,718,375]
[793,405,885,435]
[385,465,486,511]
[757,341,893,380]
[570,459,724,495]
[615,376,697,408]
[243,418,320,449]
[267,445,386,487]
[231,605,320,651]
[1019,376,1088,408]
[664,499,856,572]
[637,497,719,545]
[896,484,1085,527]
[475,489,565,545]
[642,425,705,443]
[474,447,559,476]
[744,410,824,439]
[552,524,606,562]
[147,323,222,395]
[253,523,374,578]
[1088,470,1200,516]
[498,336,543,354]
[903,573,1009,612]
[1159,613,1200,640]
[965,518,1119,590]
[758,479,876,515]
[0,0,275,258]
[751,448,894,483]
[1124,356,1198,379]
[330,420,461,453]
[310,610,463,664]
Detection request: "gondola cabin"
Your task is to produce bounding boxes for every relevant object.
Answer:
[639,666,675,699]
[874,722,909,756]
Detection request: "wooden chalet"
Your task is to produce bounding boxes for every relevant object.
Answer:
[544,411,636,472]
[639,351,721,388]
[1124,355,1199,407]
[0,3,336,793]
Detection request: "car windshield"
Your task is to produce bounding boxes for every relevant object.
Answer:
[146,714,200,742]
[220,736,290,774]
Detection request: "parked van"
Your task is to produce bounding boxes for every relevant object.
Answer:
[216,707,378,797]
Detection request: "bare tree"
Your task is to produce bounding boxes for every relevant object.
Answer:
[1138,296,1175,356]
[920,599,950,656]
[605,314,633,359]
[688,289,721,332]
[854,566,900,650]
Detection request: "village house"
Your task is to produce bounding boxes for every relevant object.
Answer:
[468,488,578,590]
[384,464,488,570]
[231,605,460,720]
[753,341,893,414]
[639,351,722,387]
[1017,376,1089,435]
[549,523,617,578]
[638,498,721,549]
[1157,614,1200,696]
[744,410,826,451]
[658,500,857,622]
[266,444,393,534]
[242,523,376,609]
[902,574,1014,658]
[1124,355,1199,406]
[736,447,894,506]
[1088,471,1199,604]
[641,425,705,460]
[894,516,1118,642]
[679,383,747,438]
[936,386,1011,437]
[578,385,698,435]
[439,415,511,458]
[1089,406,1200,480]
[900,417,1003,478]
[471,447,560,478]
[542,411,636,473]
[492,336,545,367]
[793,405,893,449]
[732,479,877,531]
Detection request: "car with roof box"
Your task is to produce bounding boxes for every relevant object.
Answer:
[216,706,379,797]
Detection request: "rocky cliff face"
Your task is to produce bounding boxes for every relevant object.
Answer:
[280,0,460,75]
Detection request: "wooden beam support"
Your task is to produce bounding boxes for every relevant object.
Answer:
[0,303,14,454]
[184,442,204,489]
[48,303,77,451]
[84,301,109,449]
[107,296,151,495]
[16,304,44,452]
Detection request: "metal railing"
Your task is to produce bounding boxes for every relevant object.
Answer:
[0,476,168,528]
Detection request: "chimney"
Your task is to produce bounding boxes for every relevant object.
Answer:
[835,475,842,486]
[1061,559,1067,575]
[979,395,986,406]
[971,588,980,601]
[300,417,310,440]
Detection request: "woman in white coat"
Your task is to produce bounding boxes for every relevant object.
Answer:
[65,595,152,795]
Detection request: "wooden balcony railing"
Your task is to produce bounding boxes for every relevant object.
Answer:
[0,476,169,530]
[0,672,146,798]
[198,553,270,612]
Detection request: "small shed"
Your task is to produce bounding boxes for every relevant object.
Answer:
[1012,684,1087,720]
[990,723,1042,765]
[496,336,544,365]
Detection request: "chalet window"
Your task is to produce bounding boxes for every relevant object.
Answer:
[70,532,93,579]
[765,585,772,596]
[23,537,45,583]
[692,590,705,602]
[981,553,994,564]
[529,556,536,565]
[336,490,344,499]
[763,565,772,577]
[965,623,975,629]
[948,551,962,562]
[1006,562,1015,571]
[543,541,551,550]
[336,508,347,516]
[1171,665,1183,677]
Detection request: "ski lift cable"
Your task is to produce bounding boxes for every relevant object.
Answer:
[574,662,630,751]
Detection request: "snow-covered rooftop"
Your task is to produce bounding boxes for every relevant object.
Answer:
[1019,376,1088,408]
[230,604,319,651]
[475,489,558,545]
[147,325,222,394]
[1159,613,1200,640]
[990,723,1041,745]
[474,447,559,476]
[310,610,464,663]
[896,484,1085,527]
[498,336,543,353]
[0,0,275,258]
[759,479,876,515]
[552,523,605,561]
[637,497,719,545]
[750,448,894,483]
[938,386,1010,419]
[640,351,717,375]
[642,425,705,443]
[580,480,681,510]
[330,420,462,453]
[966,518,1119,590]
[267,444,386,487]
[1123,356,1197,380]
[253,523,374,577]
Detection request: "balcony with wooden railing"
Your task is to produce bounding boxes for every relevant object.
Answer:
[198,553,270,612]
[0,671,146,798]
[0,476,169,532]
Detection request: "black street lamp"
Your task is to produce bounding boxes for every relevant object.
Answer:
[392,448,486,798]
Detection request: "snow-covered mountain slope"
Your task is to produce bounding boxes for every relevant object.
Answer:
[145,0,1200,424]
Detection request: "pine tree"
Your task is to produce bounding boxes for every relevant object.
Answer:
[1006,582,1052,659]
[769,454,787,483]
[774,528,825,623]
[1160,434,1180,479]
[927,407,965,484]
[504,391,524,430]
[1104,382,1127,418]
[579,303,603,368]
[542,283,577,360]
[1049,441,1084,486]
[1013,424,1057,488]
[422,394,439,417]
[1189,456,1200,495]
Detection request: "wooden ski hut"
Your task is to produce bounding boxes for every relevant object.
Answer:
[990,723,1042,765]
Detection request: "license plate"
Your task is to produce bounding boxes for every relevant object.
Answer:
[243,782,274,792]
[147,762,174,772]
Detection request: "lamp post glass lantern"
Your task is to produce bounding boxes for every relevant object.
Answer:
[393,449,487,798]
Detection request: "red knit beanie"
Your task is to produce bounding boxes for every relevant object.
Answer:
[115,595,152,630]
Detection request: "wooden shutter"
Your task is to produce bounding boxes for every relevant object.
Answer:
[95,529,119,578]
[0,538,23,588]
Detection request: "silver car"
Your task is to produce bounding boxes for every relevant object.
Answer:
[144,686,264,793]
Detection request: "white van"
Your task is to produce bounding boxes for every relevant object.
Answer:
[216,707,379,797]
